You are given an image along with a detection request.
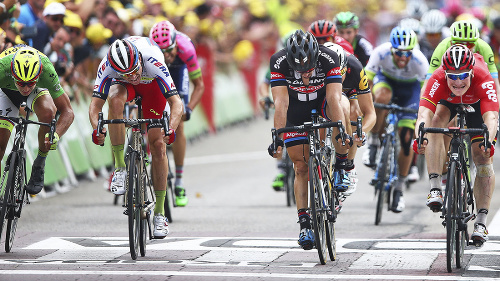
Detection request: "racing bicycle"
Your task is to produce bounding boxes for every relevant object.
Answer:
[370,103,418,225]
[417,104,485,273]
[97,97,169,260]
[0,105,56,252]
[272,109,345,265]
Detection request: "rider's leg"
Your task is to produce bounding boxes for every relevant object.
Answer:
[107,84,128,167]
[171,120,186,186]
[148,127,168,215]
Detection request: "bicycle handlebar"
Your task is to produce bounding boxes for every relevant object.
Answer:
[373,103,418,114]
[350,116,363,138]
[0,115,57,143]
[417,122,490,150]
[96,111,170,137]
[263,97,273,120]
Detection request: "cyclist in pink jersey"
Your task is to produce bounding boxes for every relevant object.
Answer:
[150,20,205,207]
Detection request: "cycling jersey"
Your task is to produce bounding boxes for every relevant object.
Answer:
[420,54,499,115]
[365,42,428,83]
[427,37,497,79]
[343,54,370,99]
[269,45,342,126]
[93,36,178,101]
[352,34,373,67]
[0,45,64,100]
[166,31,202,80]
[335,36,354,54]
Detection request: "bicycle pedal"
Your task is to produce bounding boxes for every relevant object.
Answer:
[441,220,446,227]
[123,209,128,216]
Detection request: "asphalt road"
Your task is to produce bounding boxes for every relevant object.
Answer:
[1,116,500,281]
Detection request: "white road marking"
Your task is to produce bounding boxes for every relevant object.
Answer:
[349,253,437,270]
[0,270,498,280]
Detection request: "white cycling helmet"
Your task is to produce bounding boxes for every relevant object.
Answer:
[324,42,347,71]
[399,18,422,35]
[421,9,447,34]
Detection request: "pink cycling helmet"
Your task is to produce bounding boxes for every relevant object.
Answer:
[149,20,177,50]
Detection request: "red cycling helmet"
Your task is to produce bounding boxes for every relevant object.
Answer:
[308,20,337,38]
[441,44,475,71]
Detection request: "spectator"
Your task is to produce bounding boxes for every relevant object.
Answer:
[101,6,127,40]
[488,17,500,72]
[17,0,45,46]
[85,22,112,78]
[32,2,65,52]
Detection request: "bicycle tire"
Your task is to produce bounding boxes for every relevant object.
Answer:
[374,137,392,225]
[325,174,336,261]
[0,153,16,242]
[446,161,458,273]
[309,157,327,265]
[164,158,174,223]
[456,164,468,269]
[5,153,25,253]
[139,170,149,257]
[127,151,140,260]
[285,153,295,207]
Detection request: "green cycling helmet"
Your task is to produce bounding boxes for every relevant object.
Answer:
[334,11,359,29]
[450,20,479,43]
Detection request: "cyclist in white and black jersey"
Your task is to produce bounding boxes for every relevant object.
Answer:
[419,9,451,62]
[89,37,184,239]
[324,42,376,196]
[269,30,350,251]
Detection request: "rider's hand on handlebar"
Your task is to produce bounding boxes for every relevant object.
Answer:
[44,132,60,150]
[164,129,176,145]
[353,131,366,147]
[412,138,427,155]
[92,128,106,146]
[480,142,495,157]
[268,138,284,158]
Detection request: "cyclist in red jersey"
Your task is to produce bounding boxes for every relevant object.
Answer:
[415,44,499,246]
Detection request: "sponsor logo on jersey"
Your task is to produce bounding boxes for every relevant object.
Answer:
[274,55,286,69]
[147,57,170,77]
[327,68,342,76]
[284,131,308,139]
[290,83,324,93]
[429,81,440,97]
[482,81,497,102]
[271,72,285,79]
[320,51,334,65]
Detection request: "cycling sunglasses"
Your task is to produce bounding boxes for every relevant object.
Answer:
[161,42,177,53]
[445,70,472,81]
[392,48,412,57]
[120,64,140,78]
[14,79,37,88]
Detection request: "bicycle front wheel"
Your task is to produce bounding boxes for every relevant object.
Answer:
[309,157,327,265]
[374,137,392,225]
[446,161,458,272]
[5,153,26,253]
[139,169,151,257]
[0,153,16,244]
[455,165,467,269]
[127,151,141,260]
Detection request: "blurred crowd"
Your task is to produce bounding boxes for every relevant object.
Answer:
[0,0,498,106]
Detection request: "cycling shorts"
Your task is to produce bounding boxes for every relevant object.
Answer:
[373,72,420,126]
[113,79,168,127]
[284,98,330,148]
[439,100,497,145]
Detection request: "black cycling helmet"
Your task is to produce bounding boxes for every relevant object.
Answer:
[285,29,319,72]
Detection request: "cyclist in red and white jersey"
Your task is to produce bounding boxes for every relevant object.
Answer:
[415,44,499,246]
[89,37,184,239]
[150,20,205,207]
[307,19,354,54]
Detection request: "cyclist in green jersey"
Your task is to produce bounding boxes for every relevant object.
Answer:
[0,45,74,195]
[422,20,499,98]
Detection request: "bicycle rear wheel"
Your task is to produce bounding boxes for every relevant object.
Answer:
[127,151,140,260]
[284,153,295,207]
[5,153,25,253]
[163,157,174,223]
[309,157,327,265]
[456,166,468,269]
[374,137,392,225]
[446,162,458,272]
[139,169,151,257]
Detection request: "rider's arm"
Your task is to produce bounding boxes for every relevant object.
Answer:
[482,111,499,144]
[271,85,288,132]
[415,106,434,139]
[187,75,204,111]
[52,93,74,137]
[357,92,376,132]
[89,96,106,130]
[167,94,183,131]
